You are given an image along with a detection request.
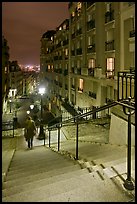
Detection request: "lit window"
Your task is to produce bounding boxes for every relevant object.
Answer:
[106,57,115,78]
[72,11,75,17]
[88,58,95,68]
[65,48,68,56]
[5,66,8,73]
[78,78,83,92]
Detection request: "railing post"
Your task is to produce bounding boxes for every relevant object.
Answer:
[123,97,135,190]
[75,119,79,160]
[13,120,14,138]
[58,126,60,151]
[44,126,45,146]
[49,129,51,147]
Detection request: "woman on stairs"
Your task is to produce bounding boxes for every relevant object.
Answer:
[24,116,36,149]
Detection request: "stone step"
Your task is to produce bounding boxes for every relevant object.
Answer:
[3,168,88,197]
[2,171,102,202]
[7,160,78,180]
[3,163,82,188]
[2,170,133,202]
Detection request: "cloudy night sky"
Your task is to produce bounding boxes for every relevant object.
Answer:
[2,2,69,66]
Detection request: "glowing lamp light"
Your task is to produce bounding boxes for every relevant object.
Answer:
[38,87,45,95]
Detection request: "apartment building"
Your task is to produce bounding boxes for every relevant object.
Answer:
[40,2,135,115]
[9,61,23,98]
[2,36,10,113]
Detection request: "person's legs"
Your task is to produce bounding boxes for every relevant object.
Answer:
[28,139,30,148]
[30,138,33,149]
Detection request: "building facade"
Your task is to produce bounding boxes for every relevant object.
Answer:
[2,36,10,113]
[40,2,135,121]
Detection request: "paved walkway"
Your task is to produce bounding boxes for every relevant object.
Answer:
[2,116,135,201]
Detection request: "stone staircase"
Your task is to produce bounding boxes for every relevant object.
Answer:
[2,141,135,202]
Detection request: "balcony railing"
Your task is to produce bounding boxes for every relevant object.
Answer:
[76,28,82,36]
[71,33,75,39]
[78,87,83,92]
[76,48,82,55]
[88,68,95,76]
[106,70,114,79]
[129,30,135,38]
[105,10,114,23]
[56,42,62,48]
[71,84,75,89]
[63,39,69,46]
[87,19,95,31]
[105,40,115,51]
[87,44,95,53]
[89,91,96,99]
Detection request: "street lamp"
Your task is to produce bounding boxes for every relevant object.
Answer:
[27,110,30,115]
[37,87,45,140]
[30,104,34,119]
[9,99,12,113]
[30,104,34,110]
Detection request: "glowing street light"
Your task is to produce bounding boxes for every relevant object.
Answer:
[30,104,34,110]
[27,110,30,115]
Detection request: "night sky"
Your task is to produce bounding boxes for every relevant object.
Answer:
[2,2,69,66]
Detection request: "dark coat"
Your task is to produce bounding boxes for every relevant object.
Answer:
[24,119,36,140]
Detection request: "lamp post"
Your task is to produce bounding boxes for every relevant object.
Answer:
[9,99,12,113]
[37,87,45,140]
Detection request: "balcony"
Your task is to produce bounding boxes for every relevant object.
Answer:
[89,91,96,99]
[106,70,114,79]
[71,33,75,39]
[88,68,94,76]
[76,28,82,36]
[87,44,95,53]
[129,30,135,38]
[105,10,114,24]
[56,42,62,48]
[105,40,115,51]
[71,84,75,90]
[76,48,82,55]
[78,87,83,93]
[63,39,69,46]
[87,19,95,31]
